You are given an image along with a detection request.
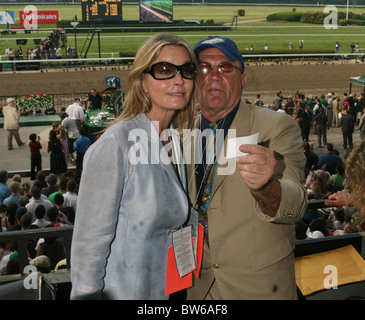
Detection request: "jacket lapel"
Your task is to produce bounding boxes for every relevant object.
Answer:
[185,113,201,206]
[135,113,184,190]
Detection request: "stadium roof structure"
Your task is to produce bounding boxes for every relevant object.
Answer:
[349,76,365,97]
[350,76,365,86]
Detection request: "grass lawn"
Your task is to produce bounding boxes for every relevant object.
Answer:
[0,4,364,57]
[1,4,364,24]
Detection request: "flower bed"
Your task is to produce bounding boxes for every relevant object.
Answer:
[17,93,53,115]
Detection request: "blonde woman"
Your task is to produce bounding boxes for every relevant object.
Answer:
[326,140,365,214]
[70,34,200,300]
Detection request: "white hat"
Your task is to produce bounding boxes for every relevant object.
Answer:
[307,230,324,239]
[6,98,15,104]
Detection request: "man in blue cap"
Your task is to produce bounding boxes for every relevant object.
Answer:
[193,37,245,124]
[186,37,307,299]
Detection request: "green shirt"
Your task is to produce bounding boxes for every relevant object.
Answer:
[330,174,346,191]
[48,191,66,204]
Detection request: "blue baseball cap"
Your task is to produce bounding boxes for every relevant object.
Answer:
[194,37,245,73]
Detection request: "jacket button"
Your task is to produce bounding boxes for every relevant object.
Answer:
[212,263,219,269]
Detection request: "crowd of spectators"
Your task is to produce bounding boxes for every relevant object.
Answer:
[0,169,76,275]
[0,88,365,277]
[0,96,92,276]
[252,90,365,241]
[4,28,67,61]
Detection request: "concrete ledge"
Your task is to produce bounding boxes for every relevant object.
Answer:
[0,115,61,128]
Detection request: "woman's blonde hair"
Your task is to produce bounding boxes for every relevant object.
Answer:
[112,33,200,129]
[345,140,365,211]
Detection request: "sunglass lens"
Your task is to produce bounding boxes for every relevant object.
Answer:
[219,63,235,73]
[153,63,176,79]
[182,63,196,79]
[201,63,212,74]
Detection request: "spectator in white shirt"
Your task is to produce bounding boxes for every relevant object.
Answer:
[25,186,53,222]
[60,112,80,163]
[66,98,85,130]
[60,112,80,140]
[32,205,50,228]
[63,180,78,212]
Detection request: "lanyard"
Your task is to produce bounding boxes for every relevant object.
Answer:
[168,126,193,227]
[189,114,227,209]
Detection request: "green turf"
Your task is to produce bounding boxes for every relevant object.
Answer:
[1,4,364,24]
[0,4,364,57]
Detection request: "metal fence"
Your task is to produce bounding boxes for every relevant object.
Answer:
[0,226,73,274]
[0,57,134,73]
[0,92,91,115]
[1,53,364,72]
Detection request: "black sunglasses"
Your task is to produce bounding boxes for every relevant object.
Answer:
[143,62,196,80]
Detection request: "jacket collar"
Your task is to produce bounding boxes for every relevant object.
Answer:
[134,113,187,192]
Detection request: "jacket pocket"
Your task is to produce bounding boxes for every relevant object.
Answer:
[248,238,294,272]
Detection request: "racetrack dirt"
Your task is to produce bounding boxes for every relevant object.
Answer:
[1,59,363,174]
[1,60,364,104]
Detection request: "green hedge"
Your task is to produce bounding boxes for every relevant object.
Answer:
[266,12,304,22]
[339,19,365,26]
[300,11,326,24]
[298,11,365,25]
[338,11,365,20]
[237,9,245,17]
[266,10,365,25]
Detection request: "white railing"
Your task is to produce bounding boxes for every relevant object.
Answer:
[0,52,122,60]
[1,52,365,66]
[0,56,134,64]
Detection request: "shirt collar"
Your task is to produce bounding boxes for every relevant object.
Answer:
[200,103,239,133]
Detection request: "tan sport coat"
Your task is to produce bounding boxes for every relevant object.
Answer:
[186,101,307,300]
[3,105,20,130]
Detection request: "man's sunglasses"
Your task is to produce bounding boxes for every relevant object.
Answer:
[200,62,241,75]
[143,62,197,80]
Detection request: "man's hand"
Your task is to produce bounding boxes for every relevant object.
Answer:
[236,144,277,191]
[236,144,280,217]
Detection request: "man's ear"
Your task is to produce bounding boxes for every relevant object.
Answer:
[241,73,247,90]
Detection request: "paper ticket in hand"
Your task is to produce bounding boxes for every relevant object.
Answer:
[226,132,259,159]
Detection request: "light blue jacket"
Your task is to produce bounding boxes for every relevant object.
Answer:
[70,113,189,299]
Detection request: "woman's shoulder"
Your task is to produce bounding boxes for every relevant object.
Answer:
[103,114,150,138]
[88,114,149,152]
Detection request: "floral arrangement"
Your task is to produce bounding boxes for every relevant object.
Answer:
[16,93,53,114]
[97,90,122,113]
[98,90,114,109]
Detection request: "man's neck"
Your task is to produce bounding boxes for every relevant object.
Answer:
[201,104,239,123]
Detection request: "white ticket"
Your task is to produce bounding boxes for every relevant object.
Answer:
[226,132,259,159]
